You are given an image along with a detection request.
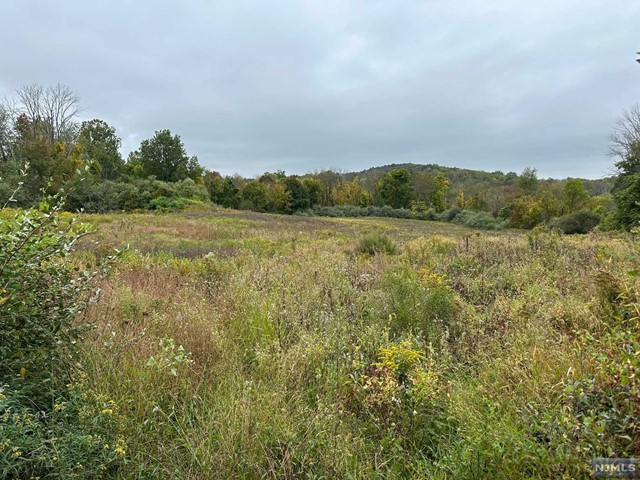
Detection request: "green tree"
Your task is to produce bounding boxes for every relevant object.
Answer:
[332,177,369,207]
[563,178,589,213]
[302,178,321,207]
[411,172,435,204]
[315,170,341,206]
[507,196,543,229]
[77,119,124,180]
[536,183,564,219]
[284,176,310,212]
[378,168,413,209]
[518,167,539,196]
[208,175,240,208]
[242,180,268,211]
[128,129,203,182]
[430,172,450,212]
[609,104,640,229]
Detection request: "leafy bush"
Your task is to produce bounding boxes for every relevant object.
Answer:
[548,210,600,234]
[0,195,125,477]
[0,198,93,405]
[148,196,190,211]
[355,232,398,256]
[64,177,210,213]
[435,206,461,222]
[452,210,507,230]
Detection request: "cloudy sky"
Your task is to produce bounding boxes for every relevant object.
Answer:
[1,1,639,179]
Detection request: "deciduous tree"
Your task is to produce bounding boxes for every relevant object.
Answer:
[128,129,203,182]
[77,119,124,180]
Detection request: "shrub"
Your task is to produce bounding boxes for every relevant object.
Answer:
[148,196,189,211]
[0,198,93,405]
[0,194,125,477]
[548,210,600,234]
[452,210,507,230]
[506,197,544,229]
[355,232,398,256]
[435,206,461,222]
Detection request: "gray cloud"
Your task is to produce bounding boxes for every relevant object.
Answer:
[1,0,638,178]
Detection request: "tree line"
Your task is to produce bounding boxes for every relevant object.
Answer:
[0,83,636,231]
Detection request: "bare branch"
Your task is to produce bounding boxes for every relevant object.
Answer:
[608,103,640,163]
[15,83,81,145]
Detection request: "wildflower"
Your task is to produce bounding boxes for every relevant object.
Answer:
[114,436,126,458]
[100,408,113,415]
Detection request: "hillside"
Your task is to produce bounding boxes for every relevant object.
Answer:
[337,162,615,196]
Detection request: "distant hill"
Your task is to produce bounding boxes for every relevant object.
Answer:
[322,162,614,197]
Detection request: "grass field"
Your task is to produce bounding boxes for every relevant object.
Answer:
[75,207,639,479]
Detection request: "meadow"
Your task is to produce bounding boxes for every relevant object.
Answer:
[68,208,640,478]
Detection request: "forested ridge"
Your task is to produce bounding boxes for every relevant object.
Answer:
[0,83,637,233]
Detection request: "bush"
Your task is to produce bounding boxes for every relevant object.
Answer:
[62,177,210,213]
[435,206,461,222]
[0,199,93,405]
[452,210,507,230]
[548,210,600,234]
[148,196,190,211]
[0,195,125,477]
[355,232,398,256]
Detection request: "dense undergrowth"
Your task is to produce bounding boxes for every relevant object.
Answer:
[0,199,126,479]
[62,209,638,479]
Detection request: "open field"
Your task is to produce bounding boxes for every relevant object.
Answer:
[75,208,639,479]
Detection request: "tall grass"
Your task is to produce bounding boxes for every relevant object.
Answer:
[76,210,638,478]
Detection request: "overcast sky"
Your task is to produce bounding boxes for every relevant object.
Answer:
[1,1,639,179]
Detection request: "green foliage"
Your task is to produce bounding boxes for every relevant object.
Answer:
[332,177,370,207]
[435,206,461,222]
[563,178,590,213]
[69,208,640,478]
[612,171,640,230]
[518,166,539,196]
[241,180,269,212]
[64,177,209,213]
[283,176,310,212]
[0,382,126,479]
[127,129,203,182]
[145,338,193,377]
[377,168,414,209]
[207,175,241,209]
[0,200,92,405]
[77,119,124,181]
[451,210,506,230]
[355,232,398,256]
[506,196,543,229]
[430,171,450,212]
[0,194,125,478]
[301,178,321,207]
[549,210,601,234]
[385,268,457,345]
